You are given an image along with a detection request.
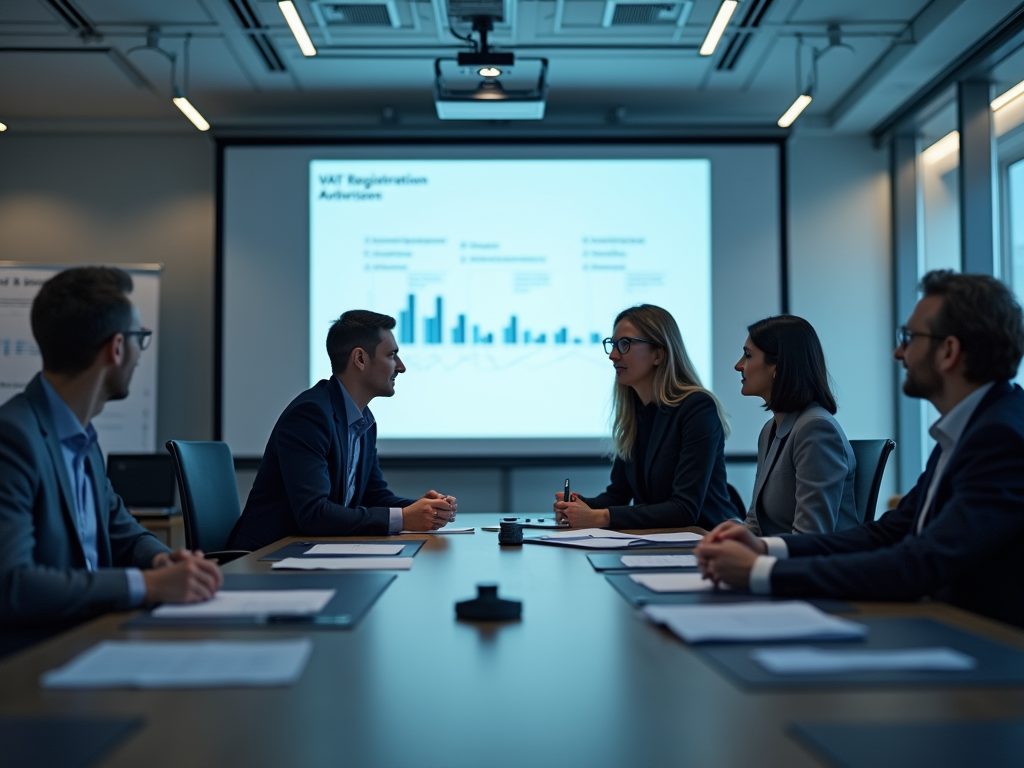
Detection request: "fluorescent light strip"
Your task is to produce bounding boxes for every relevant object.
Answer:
[279,1,317,57]
[777,94,812,128]
[0,122,7,132]
[173,96,210,132]
[992,79,1024,111]
[700,1,739,56]
[921,131,959,165]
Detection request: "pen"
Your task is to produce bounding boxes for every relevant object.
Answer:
[564,478,571,504]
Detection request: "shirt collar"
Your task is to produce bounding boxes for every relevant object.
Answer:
[334,376,375,432]
[39,374,97,452]
[929,382,994,451]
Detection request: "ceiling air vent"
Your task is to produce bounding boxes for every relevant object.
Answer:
[446,0,506,22]
[602,0,692,27]
[312,1,400,28]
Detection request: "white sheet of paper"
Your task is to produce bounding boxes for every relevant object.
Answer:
[531,537,642,549]
[643,601,868,644]
[636,532,703,544]
[540,528,638,539]
[151,590,335,618]
[41,639,314,689]
[751,646,977,675]
[630,572,729,593]
[621,555,698,568]
[303,543,404,556]
[399,526,474,534]
[272,557,412,571]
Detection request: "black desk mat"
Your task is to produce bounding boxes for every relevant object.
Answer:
[587,553,698,571]
[124,572,396,629]
[0,717,142,768]
[259,539,425,561]
[698,617,1024,690]
[791,720,1024,768]
[605,573,855,613]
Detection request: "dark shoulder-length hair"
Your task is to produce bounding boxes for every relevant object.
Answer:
[747,315,837,415]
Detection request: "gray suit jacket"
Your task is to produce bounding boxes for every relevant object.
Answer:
[744,404,858,536]
[0,374,169,625]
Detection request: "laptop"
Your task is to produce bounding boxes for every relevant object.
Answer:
[106,454,179,517]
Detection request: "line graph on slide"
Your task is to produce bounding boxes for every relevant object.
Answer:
[309,158,711,439]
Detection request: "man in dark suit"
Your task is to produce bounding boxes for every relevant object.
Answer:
[228,310,456,551]
[0,267,222,628]
[695,270,1024,627]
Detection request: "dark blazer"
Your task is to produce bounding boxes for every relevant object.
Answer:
[580,390,739,529]
[0,374,169,625]
[771,380,1024,628]
[229,378,415,550]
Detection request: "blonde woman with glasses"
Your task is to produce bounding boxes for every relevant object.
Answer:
[554,304,741,529]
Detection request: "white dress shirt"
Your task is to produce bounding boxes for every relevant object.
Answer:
[748,382,994,595]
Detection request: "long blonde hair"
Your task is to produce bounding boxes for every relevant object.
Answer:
[610,304,730,460]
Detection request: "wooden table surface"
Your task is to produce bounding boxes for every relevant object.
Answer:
[2,514,1024,768]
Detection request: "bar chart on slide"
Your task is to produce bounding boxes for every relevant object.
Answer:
[309,158,711,439]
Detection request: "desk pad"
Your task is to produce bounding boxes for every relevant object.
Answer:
[604,573,855,613]
[699,617,1024,690]
[259,539,426,561]
[791,720,1024,768]
[124,572,396,630]
[587,553,699,571]
[0,716,142,768]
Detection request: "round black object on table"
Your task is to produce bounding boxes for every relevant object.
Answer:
[498,521,523,545]
[456,585,522,621]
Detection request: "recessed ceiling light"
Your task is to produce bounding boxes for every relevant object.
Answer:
[478,67,502,78]
[279,1,317,57]
[777,94,812,128]
[700,1,738,57]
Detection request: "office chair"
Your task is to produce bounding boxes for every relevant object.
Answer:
[849,439,896,524]
[165,440,250,564]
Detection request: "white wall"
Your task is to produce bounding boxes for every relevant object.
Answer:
[787,134,897,509]
[0,133,216,446]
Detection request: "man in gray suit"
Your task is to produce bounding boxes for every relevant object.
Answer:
[0,267,222,627]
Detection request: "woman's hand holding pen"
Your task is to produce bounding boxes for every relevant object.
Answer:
[553,493,611,529]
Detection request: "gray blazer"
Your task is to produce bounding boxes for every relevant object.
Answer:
[0,374,169,625]
[744,404,858,536]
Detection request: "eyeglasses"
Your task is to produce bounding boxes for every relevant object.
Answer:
[603,336,657,355]
[124,329,153,350]
[895,326,943,349]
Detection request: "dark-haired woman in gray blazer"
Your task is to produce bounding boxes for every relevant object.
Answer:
[736,315,858,535]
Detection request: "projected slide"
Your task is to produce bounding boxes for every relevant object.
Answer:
[309,159,711,440]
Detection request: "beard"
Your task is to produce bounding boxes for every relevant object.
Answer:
[902,358,943,400]
[106,359,136,402]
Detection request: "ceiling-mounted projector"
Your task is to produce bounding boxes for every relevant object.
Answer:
[434,11,547,120]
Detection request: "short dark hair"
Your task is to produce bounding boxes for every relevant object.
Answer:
[920,270,1024,383]
[747,314,837,414]
[326,310,397,374]
[31,267,135,375]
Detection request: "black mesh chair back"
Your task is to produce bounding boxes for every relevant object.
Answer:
[165,440,249,563]
[849,439,896,524]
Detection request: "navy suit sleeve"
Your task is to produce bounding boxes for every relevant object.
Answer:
[771,420,1024,601]
[0,418,136,624]
[606,395,725,529]
[359,440,415,510]
[274,400,392,535]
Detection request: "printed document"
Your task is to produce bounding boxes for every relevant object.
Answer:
[643,601,867,644]
[151,590,335,618]
[751,646,977,675]
[273,557,412,571]
[620,555,698,568]
[630,572,729,593]
[304,543,405,555]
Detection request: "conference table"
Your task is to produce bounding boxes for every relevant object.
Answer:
[2,514,1024,767]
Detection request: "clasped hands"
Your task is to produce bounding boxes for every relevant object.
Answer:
[402,490,458,531]
[694,520,766,590]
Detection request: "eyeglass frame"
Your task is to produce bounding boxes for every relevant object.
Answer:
[895,326,944,349]
[122,328,153,351]
[603,336,658,355]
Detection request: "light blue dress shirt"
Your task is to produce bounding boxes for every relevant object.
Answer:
[40,377,147,605]
[335,378,404,534]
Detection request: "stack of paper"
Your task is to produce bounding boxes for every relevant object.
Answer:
[630,572,729,593]
[529,529,703,549]
[621,554,698,569]
[751,646,977,675]
[272,557,412,571]
[643,601,867,644]
[399,526,474,534]
[41,639,314,688]
[303,543,404,556]
[151,590,335,618]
